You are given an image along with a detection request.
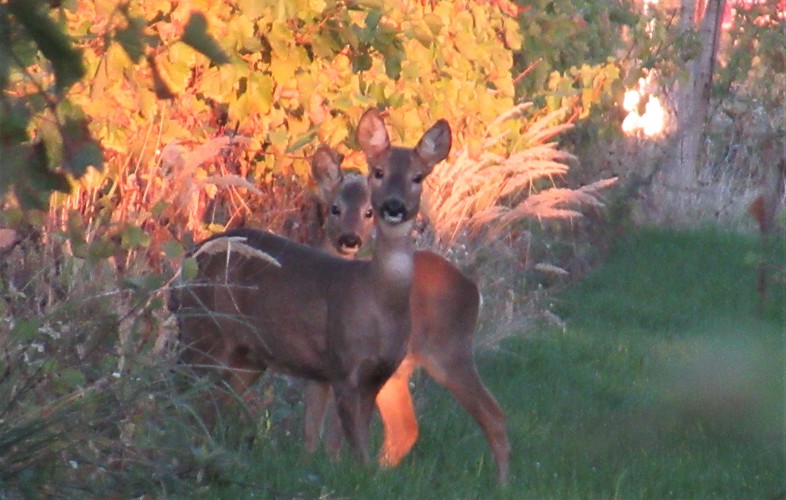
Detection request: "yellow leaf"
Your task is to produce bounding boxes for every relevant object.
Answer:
[238,0,269,18]
[408,21,433,47]
[423,13,443,35]
[321,116,348,145]
[271,55,297,84]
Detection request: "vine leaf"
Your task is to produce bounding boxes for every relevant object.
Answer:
[181,12,230,65]
[115,14,146,63]
[62,117,104,178]
[7,142,70,210]
[8,0,85,92]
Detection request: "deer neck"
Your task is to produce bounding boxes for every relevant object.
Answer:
[370,220,414,308]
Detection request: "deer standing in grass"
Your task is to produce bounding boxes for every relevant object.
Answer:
[171,109,451,463]
[303,147,511,484]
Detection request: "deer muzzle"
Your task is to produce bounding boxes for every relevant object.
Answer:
[337,233,363,255]
[379,199,408,224]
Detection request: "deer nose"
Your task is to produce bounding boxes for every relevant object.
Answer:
[338,234,363,250]
[379,199,407,223]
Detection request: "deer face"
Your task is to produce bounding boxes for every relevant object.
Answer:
[356,109,451,228]
[311,146,374,257]
[326,174,374,256]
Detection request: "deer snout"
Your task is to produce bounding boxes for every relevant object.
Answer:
[337,233,363,255]
[379,199,408,224]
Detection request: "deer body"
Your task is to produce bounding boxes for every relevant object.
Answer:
[183,228,408,381]
[173,109,451,463]
[303,149,510,484]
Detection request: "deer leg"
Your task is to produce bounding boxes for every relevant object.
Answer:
[303,381,331,454]
[303,381,344,459]
[424,356,511,485]
[332,382,377,464]
[323,396,344,460]
[217,344,263,421]
[375,358,418,467]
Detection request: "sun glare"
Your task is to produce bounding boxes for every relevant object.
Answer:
[621,73,667,138]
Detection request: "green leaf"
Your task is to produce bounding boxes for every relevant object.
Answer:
[164,240,185,260]
[286,129,318,153]
[121,225,151,250]
[11,318,40,343]
[62,117,104,177]
[14,142,70,210]
[182,257,199,281]
[151,199,169,217]
[365,9,382,31]
[181,12,230,65]
[0,98,30,144]
[122,274,166,292]
[383,50,402,80]
[8,0,85,92]
[351,52,372,72]
[58,368,87,390]
[87,237,117,262]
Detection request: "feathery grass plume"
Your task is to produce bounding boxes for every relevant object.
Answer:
[424,104,616,246]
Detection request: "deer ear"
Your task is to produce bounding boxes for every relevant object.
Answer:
[415,119,451,171]
[311,146,344,202]
[357,108,390,160]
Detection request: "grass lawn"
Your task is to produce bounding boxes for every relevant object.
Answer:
[204,227,786,498]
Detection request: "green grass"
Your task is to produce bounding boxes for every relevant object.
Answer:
[200,227,785,498]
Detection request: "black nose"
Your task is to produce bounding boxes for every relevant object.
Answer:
[380,199,407,222]
[338,234,362,249]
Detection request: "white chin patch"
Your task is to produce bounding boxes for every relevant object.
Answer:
[378,219,413,239]
[382,212,405,224]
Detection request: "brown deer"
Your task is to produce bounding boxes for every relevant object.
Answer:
[748,157,786,311]
[302,148,511,484]
[171,109,451,464]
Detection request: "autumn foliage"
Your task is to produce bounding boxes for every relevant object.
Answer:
[1,0,614,271]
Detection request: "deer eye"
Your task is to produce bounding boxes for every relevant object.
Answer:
[373,168,384,180]
[330,205,341,216]
[364,208,373,219]
[412,173,424,184]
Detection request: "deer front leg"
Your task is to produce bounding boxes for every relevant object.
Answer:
[303,380,331,454]
[302,383,345,460]
[223,344,265,419]
[332,381,378,464]
[375,357,418,467]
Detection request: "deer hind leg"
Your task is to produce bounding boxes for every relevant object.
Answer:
[303,381,331,454]
[423,355,511,485]
[323,395,344,460]
[303,384,346,460]
[375,358,418,467]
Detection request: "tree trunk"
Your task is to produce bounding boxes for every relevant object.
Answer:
[666,0,726,192]
[649,0,726,224]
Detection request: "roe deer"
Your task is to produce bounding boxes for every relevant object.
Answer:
[302,148,511,484]
[171,109,451,463]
